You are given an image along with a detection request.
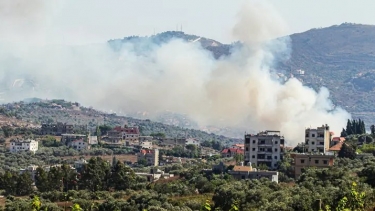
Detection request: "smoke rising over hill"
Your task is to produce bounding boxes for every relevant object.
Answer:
[0,1,350,144]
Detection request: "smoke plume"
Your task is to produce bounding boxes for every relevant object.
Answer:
[0,1,351,145]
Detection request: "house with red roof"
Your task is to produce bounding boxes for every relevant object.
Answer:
[221,148,244,158]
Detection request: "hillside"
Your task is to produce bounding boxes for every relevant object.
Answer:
[0,99,239,145]
[108,31,232,59]
[108,25,375,128]
[278,23,375,125]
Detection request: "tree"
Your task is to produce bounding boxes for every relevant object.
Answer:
[234,153,244,163]
[341,128,347,137]
[1,126,14,138]
[200,200,212,211]
[71,203,83,211]
[370,125,375,136]
[358,166,375,187]
[79,157,111,191]
[31,196,42,211]
[110,160,135,190]
[16,172,34,196]
[35,167,49,192]
[338,143,356,159]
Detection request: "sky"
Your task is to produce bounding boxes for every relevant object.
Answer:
[28,0,375,45]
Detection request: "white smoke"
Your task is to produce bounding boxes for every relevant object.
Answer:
[0,1,351,145]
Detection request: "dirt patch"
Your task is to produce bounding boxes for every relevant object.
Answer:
[0,196,5,208]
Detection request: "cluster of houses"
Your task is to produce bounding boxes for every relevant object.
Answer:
[9,122,202,168]
[217,124,345,181]
[10,121,348,183]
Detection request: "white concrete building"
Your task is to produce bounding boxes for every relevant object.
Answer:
[185,138,200,147]
[244,131,284,169]
[89,136,98,145]
[140,140,153,149]
[9,139,39,153]
[69,139,89,150]
[305,125,331,153]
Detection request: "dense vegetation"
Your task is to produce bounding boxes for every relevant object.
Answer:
[2,154,375,210]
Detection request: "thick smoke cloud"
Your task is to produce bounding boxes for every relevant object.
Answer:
[0,1,350,145]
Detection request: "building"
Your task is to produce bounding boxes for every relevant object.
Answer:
[232,144,245,150]
[20,164,76,182]
[244,130,284,169]
[69,139,89,150]
[305,125,331,153]
[221,148,244,158]
[61,134,89,150]
[228,162,278,183]
[158,137,186,147]
[291,153,335,179]
[139,140,153,149]
[329,142,344,155]
[88,136,98,145]
[331,137,345,147]
[107,124,140,143]
[40,122,86,136]
[9,139,39,153]
[74,159,88,171]
[135,169,174,182]
[137,149,159,166]
[185,138,200,147]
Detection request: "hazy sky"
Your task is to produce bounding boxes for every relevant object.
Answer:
[3,0,375,45]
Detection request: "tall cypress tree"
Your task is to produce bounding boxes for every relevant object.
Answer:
[346,119,352,135]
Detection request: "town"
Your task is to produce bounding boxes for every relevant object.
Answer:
[1,101,374,210]
[5,121,346,183]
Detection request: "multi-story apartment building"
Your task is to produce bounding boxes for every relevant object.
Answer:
[9,139,39,153]
[305,124,331,153]
[291,153,335,178]
[244,130,284,169]
[107,124,140,143]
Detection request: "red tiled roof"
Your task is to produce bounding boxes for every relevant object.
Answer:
[332,137,345,142]
[140,149,153,154]
[329,142,343,151]
[221,148,244,154]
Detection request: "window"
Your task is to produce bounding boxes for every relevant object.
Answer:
[253,140,256,144]
[312,134,316,137]
[323,160,328,165]
[252,148,256,151]
[246,147,249,151]
[312,142,315,145]
[267,156,272,160]
[246,139,250,144]
[274,156,277,159]
[275,141,278,144]
[252,155,255,158]
[315,160,319,164]
[301,159,305,164]
[274,148,278,152]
